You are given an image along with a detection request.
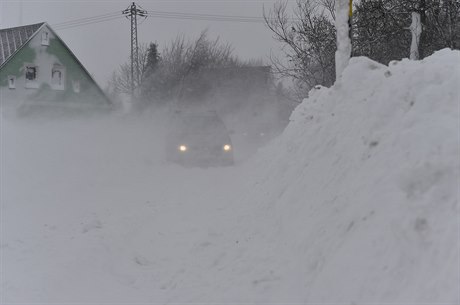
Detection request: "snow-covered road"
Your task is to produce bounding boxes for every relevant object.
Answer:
[1,116,256,302]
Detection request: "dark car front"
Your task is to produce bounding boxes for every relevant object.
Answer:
[166,112,234,167]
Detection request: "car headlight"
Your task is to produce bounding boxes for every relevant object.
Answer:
[178,145,188,152]
[223,144,232,151]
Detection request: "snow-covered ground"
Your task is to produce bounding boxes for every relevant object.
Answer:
[1,49,459,304]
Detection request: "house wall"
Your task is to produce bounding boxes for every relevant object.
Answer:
[0,25,109,110]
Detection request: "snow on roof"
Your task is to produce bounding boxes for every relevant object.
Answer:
[0,22,45,66]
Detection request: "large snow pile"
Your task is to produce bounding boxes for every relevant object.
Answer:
[234,48,460,302]
[1,49,458,303]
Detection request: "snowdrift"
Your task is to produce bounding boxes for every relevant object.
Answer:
[234,48,460,302]
[2,49,458,303]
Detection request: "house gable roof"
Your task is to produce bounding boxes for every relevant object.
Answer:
[0,22,44,66]
[0,22,111,105]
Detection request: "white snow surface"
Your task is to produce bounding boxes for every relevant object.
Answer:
[1,49,459,304]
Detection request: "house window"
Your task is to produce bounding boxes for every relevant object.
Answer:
[25,65,39,89]
[51,65,65,90]
[8,76,16,89]
[26,66,36,80]
[72,80,80,93]
[41,31,50,46]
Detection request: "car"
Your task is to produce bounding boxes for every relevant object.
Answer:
[165,110,234,167]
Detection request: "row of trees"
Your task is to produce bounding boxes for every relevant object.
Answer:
[108,31,296,139]
[264,0,460,97]
[109,0,459,105]
[109,31,246,108]
[353,0,459,63]
[139,32,238,108]
[109,31,295,128]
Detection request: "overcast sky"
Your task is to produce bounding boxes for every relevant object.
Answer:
[0,0,295,87]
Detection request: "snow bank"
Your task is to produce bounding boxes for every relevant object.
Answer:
[235,48,460,302]
[2,49,459,303]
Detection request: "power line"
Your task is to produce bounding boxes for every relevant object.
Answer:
[52,11,120,27]
[147,12,264,23]
[148,10,265,21]
[147,9,301,23]
[51,7,301,31]
[53,15,124,30]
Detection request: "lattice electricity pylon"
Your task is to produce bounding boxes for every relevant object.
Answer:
[122,2,147,98]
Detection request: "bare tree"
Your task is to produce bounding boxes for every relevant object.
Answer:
[109,43,151,96]
[264,0,337,97]
[140,30,238,106]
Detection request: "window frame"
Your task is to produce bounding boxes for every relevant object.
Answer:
[8,75,16,89]
[41,31,50,46]
[51,65,65,91]
[24,65,39,89]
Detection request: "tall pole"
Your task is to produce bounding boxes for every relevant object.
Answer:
[123,2,147,99]
[409,12,422,60]
[131,3,137,97]
[335,0,352,79]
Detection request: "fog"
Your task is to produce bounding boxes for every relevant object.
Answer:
[2,99,283,164]
[1,93,293,301]
[1,49,459,303]
[0,111,238,301]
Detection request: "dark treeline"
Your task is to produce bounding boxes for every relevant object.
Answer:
[264,0,460,97]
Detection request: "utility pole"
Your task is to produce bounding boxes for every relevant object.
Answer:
[122,2,147,99]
